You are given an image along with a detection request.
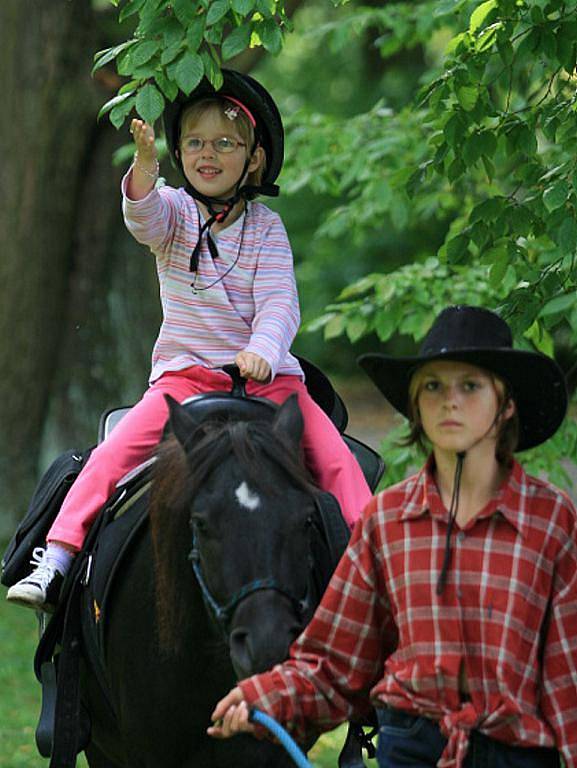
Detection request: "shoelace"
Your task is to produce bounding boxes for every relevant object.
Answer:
[30,546,46,567]
[27,548,59,589]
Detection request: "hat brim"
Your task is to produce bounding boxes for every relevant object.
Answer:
[162,70,284,186]
[358,348,568,451]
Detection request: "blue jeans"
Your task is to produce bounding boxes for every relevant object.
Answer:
[376,707,560,768]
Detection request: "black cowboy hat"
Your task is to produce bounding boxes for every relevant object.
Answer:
[358,305,568,451]
[162,69,284,194]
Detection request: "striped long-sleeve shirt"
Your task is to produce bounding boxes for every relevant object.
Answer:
[122,172,303,383]
[239,458,577,767]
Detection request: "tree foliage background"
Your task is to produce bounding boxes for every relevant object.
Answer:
[1,0,576,535]
[97,0,577,483]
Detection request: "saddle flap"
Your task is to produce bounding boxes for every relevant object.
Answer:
[1,448,93,587]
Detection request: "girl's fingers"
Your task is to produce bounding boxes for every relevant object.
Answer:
[130,119,155,149]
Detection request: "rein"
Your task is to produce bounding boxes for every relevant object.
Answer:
[188,529,313,635]
[249,709,313,768]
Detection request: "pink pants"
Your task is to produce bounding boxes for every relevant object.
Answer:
[48,366,372,549]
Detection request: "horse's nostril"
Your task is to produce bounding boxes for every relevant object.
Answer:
[229,627,256,678]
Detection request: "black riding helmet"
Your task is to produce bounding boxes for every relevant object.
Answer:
[162,69,284,204]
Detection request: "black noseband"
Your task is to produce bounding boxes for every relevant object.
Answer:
[188,532,313,637]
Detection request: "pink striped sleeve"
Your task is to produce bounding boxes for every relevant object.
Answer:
[121,168,181,255]
[244,214,300,379]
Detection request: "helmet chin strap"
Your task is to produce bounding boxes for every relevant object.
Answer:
[185,154,252,273]
[435,399,510,595]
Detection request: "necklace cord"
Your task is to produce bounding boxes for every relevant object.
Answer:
[436,451,465,596]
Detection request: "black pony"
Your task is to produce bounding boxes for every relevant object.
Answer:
[77,393,340,768]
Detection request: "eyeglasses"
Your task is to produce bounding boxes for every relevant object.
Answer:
[180,136,247,155]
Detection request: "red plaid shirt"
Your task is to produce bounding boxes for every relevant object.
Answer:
[240,459,577,767]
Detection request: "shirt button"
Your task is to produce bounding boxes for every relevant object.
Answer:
[458,531,466,542]
[457,588,463,600]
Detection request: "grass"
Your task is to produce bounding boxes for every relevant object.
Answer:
[0,586,89,768]
[0,584,374,768]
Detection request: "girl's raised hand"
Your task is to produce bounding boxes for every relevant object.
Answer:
[130,118,157,161]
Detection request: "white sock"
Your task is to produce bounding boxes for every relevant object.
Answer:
[43,542,75,576]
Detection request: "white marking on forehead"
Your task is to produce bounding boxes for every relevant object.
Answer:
[235,481,261,511]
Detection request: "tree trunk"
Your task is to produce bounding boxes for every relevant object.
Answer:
[0,0,97,536]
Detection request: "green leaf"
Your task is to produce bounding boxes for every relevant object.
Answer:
[506,204,533,237]
[324,314,346,340]
[118,0,146,23]
[173,0,198,25]
[161,41,183,66]
[497,39,514,66]
[201,51,223,89]
[469,0,497,34]
[174,52,204,95]
[255,0,275,17]
[374,311,396,341]
[543,180,569,212]
[207,0,230,26]
[130,40,161,68]
[476,22,500,52]
[205,22,225,45]
[556,216,577,253]
[456,85,477,111]
[260,19,283,55]
[161,17,186,47]
[187,18,206,52]
[92,40,136,74]
[346,316,368,343]
[222,25,252,60]
[443,114,466,147]
[232,0,255,13]
[540,293,576,317]
[98,90,135,121]
[446,233,469,263]
[489,256,507,288]
[154,70,179,101]
[470,197,502,223]
[524,321,554,357]
[464,129,497,166]
[135,83,165,124]
[109,95,136,129]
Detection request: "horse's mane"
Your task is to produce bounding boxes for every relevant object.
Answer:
[149,417,316,654]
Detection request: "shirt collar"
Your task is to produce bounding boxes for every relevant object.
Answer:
[399,456,529,537]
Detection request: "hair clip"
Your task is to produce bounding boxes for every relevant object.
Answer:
[224,104,240,121]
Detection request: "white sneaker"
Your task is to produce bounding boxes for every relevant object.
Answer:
[6,549,64,611]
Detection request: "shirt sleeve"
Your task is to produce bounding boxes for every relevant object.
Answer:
[540,501,577,768]
[239,500,397,743]
[121,166,181,256]
[243,214,300,380]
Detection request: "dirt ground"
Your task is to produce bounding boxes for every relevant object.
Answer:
[333,377,398,450]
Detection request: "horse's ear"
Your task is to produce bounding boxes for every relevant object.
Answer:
[272,394,304,450]
[165,395,199,450]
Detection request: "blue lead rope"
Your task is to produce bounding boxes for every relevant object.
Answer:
[249,708,313,768]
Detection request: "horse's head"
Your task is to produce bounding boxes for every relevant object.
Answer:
[150,394,319,679]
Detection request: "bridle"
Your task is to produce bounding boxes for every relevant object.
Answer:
[188,523,314,637]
